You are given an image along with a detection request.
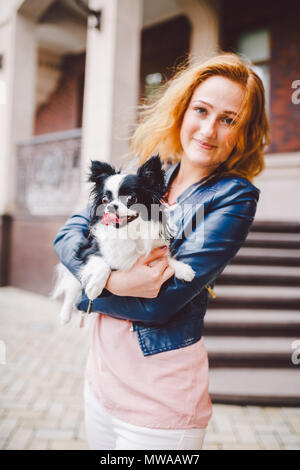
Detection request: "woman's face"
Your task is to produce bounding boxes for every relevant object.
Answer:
[180,75,244,172]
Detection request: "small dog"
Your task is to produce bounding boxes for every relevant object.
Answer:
[52,155,195,325]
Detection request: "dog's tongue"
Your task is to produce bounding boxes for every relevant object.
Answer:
[102,213,119,226]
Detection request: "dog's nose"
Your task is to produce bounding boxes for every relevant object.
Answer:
[107,203,118,213]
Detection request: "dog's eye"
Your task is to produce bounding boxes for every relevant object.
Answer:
[127,195,137,206]
[102,196,109,204]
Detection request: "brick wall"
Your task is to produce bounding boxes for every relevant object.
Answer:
[220,0,300,154]
[270,5,300,153]
[34,53,85,135]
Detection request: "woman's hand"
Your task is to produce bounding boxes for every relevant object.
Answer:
[105,246,175,298]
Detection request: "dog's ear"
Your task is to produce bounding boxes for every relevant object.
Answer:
[88,160,116,186]
[137,155,166,194]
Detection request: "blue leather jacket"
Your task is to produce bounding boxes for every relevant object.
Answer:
[53,162,259,356]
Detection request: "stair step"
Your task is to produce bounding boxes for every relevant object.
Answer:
[209,285,300,310]
[245,232,300,249]
[233,247,300,266]
[219,265,300,286]
[209,368,300,406]
[205,336,298,367]
[208,222,300,405]
[251,221,300,233]
[203,309,300,337]
[214,285,300,298]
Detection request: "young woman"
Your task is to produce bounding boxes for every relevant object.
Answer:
[54,53,269,450]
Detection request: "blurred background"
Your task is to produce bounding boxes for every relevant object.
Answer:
[0,0,300,450]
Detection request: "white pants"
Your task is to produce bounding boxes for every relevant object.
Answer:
[84,380,206,450]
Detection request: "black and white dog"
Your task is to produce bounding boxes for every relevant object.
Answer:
[52,155,195,325]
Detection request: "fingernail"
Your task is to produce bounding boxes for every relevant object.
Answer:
[161,246,168,250]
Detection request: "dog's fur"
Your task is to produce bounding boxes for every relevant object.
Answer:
[52,155,195,324]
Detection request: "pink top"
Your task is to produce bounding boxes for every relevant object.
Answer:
[85,197,212,429]
[85,313,212,429]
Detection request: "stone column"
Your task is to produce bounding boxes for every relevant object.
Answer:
[0,3,37,214]
[80,0,142,204]
[178,0,220,60]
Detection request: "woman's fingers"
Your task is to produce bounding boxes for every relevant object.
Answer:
[139,246,168,266]
[151,256,169,276]
[161,266,175,283]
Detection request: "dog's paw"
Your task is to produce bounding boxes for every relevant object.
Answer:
[170,259,195,282]
[85,279,106,300]
[60,308,72,325]
[80,256,111,300]
[177,264,195,282]
[60,314,71,325]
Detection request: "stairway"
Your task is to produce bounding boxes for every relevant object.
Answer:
[204,221,300,406]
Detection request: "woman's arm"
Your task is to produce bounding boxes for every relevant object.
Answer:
[54,180,259,325]
[105,247,175,298]
[53,205,92,282]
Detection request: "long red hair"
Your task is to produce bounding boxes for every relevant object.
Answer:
[131,53,270,181]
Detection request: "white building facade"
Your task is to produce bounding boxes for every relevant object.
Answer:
[0,0,299,292]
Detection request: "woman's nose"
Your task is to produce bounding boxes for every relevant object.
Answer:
[201,117,217,139]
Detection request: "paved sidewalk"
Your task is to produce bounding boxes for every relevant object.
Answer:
[0,287,299,450]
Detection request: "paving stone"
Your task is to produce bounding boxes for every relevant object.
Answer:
[4,410,44,420]
[289,419,300,433]
[0,439,7,450]
[35,429,74,441]
[31,396,50,412]
[46,402,65,420]
[24,419,59,429]
[257,433,282,450]
[1,286,300,451]
[27,439,49,450]
[59,409,81,430]
[205,432,238,444]
[77,422,87,441]
[0,417,19,440]
[213,414,235,434]
[221,443,263,450]
[49,439,89,450]
[276,433,300,445]
[6,427,33,450]
[255,423,292,434]
[283,445,300,450]
[282,408,300,416]
[202,444,221,450]
[234,423,257,444]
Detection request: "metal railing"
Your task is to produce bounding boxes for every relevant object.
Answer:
[16,129,82,215]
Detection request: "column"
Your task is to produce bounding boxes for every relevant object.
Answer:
[0,4,37,214]
[179,0,220,60]
[80,0,142,204]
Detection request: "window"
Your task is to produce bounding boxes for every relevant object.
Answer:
[237,29,270,113]
[144,72,163,100]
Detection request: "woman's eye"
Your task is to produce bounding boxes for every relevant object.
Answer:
[195,107,206,115]
[102,196,109,204]
[222,117,234,126]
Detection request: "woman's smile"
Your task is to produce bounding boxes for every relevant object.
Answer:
[192,138,218,151]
